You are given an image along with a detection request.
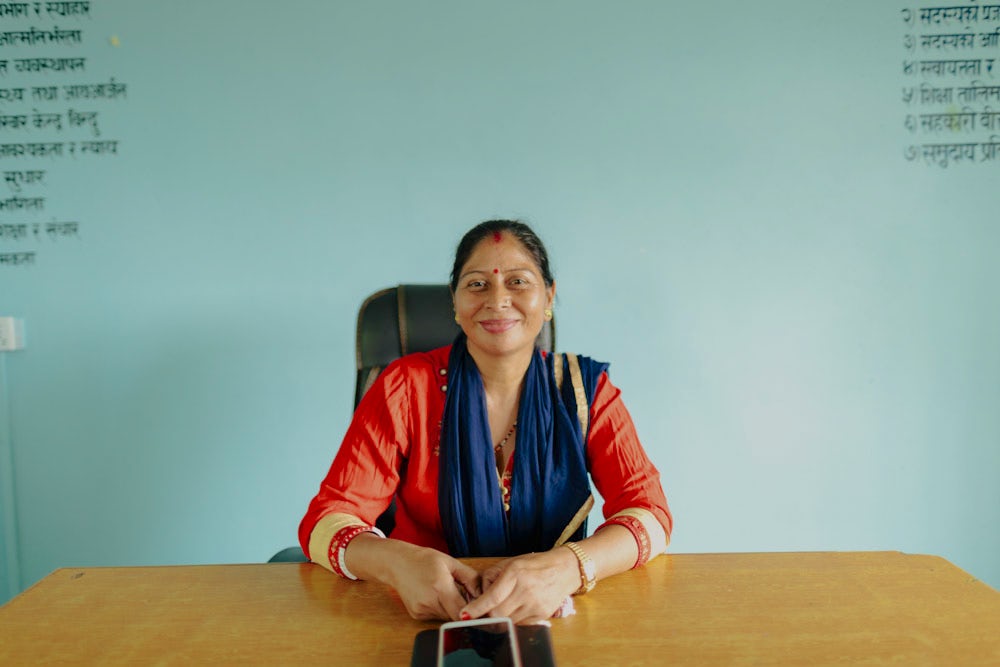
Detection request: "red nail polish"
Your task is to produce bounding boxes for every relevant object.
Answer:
[460,612,471,621]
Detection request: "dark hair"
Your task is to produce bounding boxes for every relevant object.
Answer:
[449,219,554,291]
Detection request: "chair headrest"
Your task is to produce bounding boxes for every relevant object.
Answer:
[357,284,459,369]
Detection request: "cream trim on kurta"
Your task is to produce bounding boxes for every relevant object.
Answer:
[308,512,369,574]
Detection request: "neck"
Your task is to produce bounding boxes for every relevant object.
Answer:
[467,345,534,396]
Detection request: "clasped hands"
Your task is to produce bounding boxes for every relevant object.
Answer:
[390,546,580,625]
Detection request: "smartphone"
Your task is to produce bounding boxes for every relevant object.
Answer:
[437,617,522,667]
[410,621,556,667]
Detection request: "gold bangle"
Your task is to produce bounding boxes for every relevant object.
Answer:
[563,541,596,595]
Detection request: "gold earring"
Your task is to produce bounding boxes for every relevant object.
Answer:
[544,308,553,320]
[454,314,460,324]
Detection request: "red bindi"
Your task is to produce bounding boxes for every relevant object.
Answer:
[492,231,502,243]
[493,268,499,274]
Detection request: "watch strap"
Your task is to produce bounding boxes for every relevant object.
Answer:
[563,541,596,594]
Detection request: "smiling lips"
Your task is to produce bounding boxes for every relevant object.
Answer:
[479,319,518,334]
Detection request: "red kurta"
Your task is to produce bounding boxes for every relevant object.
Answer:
[299,346,671,558]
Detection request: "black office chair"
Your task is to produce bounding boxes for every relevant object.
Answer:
[268,284,555,563]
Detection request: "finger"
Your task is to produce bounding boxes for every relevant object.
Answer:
[483,557,511,579]
[407,599,449,621]
[461,569,516,619]
[481,564,504,590]
[514,601,559,625]
[451,561,482,598]
[439,581,469,621]
[503,603,534,625]
[503,596,559,625]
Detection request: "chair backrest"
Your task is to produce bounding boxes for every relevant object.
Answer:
[355,284,555,407]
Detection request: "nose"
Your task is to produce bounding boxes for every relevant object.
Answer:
[486,285,512,309]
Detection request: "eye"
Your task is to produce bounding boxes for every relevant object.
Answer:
[508,277,531,288]
[465,280,486,290]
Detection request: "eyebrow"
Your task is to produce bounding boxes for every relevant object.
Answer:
[459,266,536,281]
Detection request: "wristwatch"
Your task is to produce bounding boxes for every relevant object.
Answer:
[563,541,597,594]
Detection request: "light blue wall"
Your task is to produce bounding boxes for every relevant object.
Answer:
[1,1,998,604]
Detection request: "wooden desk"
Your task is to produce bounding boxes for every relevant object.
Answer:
[1,552,997,665]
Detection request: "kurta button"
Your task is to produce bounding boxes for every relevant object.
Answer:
[440,384,447,392]
[439,368,447,375]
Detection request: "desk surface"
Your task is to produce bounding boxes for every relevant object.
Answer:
[1,551,998,665]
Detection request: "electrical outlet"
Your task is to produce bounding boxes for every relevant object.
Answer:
[0,317,25,351]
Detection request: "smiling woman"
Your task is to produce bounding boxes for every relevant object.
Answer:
[299,220,672,624]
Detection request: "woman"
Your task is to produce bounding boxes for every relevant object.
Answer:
[299,220,671,624]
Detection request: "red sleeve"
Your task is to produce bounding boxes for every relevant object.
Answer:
[297,360,412,559]
[586,373,673,537]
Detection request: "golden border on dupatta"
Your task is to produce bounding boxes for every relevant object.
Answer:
[565,353,588,436]
[553,494,595,548]
[553,351,564,390]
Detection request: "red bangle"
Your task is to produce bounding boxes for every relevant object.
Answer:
[599,515,651,568]
[328,524,379,580]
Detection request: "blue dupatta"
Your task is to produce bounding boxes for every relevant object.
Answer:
[438,334,608,557]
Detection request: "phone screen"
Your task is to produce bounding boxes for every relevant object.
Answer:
[437,618,521,667]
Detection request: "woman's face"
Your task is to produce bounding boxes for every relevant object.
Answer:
[453,232,555,361]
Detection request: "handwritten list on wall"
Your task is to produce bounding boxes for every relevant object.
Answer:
[0,1,124,269]
[903,4,1000,167]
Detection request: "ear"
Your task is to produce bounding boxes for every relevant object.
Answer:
[546,281,556,308]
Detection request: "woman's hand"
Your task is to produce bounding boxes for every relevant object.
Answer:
[392,547,482,621]
[383,544,482,621]
[346,535,481,621]
[459,548,580,624]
